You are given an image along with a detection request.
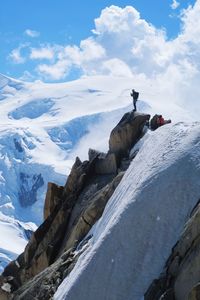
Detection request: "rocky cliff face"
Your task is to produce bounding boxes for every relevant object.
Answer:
[145,200,200,300]
[0,111,150,300]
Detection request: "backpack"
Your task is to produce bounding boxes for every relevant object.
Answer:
[150,114,161,130]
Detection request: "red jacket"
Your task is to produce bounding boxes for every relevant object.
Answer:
[157,116,165,126]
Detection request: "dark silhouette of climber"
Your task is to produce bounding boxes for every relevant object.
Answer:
[130,89,139,111]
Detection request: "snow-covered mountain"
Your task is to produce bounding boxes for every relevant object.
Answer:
[0,73,153,272]
[0,72,198,293]
[1,71,200,299]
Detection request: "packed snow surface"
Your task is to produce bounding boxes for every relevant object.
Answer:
[55,122,200,300]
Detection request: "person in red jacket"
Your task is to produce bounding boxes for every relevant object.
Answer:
[157,115,165,126]
[150,114,171,130]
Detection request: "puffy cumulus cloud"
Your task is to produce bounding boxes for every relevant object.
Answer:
[36,38,106,79]
[93,5,148,35]
[37,60,71,80]
[24,29,40,38]
[30,46,55,60]
[179,0,200,43]
[33,6,168,80]
[91,6,172,76]
[11,0,200,112]
[81,1,200,118]
[101,58,133,77]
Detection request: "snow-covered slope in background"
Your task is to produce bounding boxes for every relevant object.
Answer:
[55,122,200,300]
[0,73,148,271]
[0,72,195,272]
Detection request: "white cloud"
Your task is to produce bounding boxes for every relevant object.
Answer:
[12,0,200,113]
[37,60,71,80]
[170,0,180,10]
[102,58,133,77]
[25,29,40,38]
[35,39,106,80]
[33,6,168,80]
[30,46,55,60]
[9,44,28,64]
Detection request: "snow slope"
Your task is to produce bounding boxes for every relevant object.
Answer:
[54,122,200,300]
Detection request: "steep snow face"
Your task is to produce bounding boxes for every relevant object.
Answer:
[55,122,200,300]
[0,212,37,273]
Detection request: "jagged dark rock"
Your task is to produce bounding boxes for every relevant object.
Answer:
[44,182,64,220]
[61,171,124,252]
[88,148,117,174]
[145,200,200,300]
[109,111,150,162]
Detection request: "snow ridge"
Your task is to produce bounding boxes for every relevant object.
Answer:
[55,122,200,300]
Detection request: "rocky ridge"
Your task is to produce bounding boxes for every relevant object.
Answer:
[0,111,150,300]
[145,199,200,300]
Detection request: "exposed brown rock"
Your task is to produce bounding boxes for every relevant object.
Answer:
[94,152,117,174]
[145,200,200,300]
[88,149,117,174]
[63,172,124,252]
[188,283,200,300]
[109,111,150,161]
[1,155,97,292]
[44,182,63,220]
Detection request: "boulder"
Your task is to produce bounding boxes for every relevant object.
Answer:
[109,112,150,162]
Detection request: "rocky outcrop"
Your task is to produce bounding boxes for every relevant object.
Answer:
[44,182,63,220]
[0,110,149,299]
[88,149,118,174]
[62,171,124,252]
[145,201,200,300]
[109,111,150,162]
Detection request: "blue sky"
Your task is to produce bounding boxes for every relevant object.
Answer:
[0,0,196,82]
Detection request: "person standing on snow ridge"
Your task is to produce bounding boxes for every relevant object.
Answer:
[130,89,139,111]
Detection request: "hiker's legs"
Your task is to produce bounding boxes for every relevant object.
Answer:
[133,100,137,111]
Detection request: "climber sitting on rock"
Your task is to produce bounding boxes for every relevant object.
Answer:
[150,114,171,131]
